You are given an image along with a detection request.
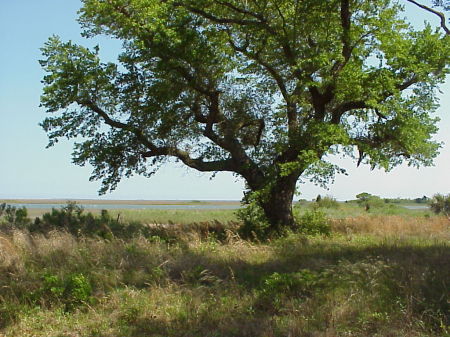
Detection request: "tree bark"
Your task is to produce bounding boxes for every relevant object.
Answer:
[259,174,299,234]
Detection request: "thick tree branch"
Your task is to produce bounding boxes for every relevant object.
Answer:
[272,2,297,66]
[310,85,335,121]
[187,0,278,35]
[191,97,208,123]
[339,0,352,66]
[78,99,158,153]
[330,0,354,75]
[186,91,265,183]
[202,97,251,161]
[227,36,290,102]
[112,2,219,101]
[332,75,419,122]
[406,0,450,34]
[214,0,267,22]
[80,98,237,173]
[142,147,236,172]
[184,1,297,67]
[178,4,264,27]
[274,2,289,38]
[225,32,299,134]
[141,34,261,179]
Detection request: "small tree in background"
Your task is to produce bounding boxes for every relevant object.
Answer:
[414,195,429,204]
[430,194,450,219]
[314,195,340,209]
[356,193,384,212]
[356,193,372,211]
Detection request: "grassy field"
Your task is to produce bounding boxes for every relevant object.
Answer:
[13,200,430,221]
[103,202,432,225]
[1,198,430,220]
[0,204,448,337]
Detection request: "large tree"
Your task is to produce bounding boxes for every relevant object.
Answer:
[40,0,450,235]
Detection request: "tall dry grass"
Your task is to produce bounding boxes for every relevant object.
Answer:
[331,214,449,238]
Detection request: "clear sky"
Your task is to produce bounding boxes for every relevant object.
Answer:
[0,0,449,201]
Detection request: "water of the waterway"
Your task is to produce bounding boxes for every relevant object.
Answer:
[9,203,240,210]
[402,205,429,210]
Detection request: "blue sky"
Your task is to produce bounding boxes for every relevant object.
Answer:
[0,0,449,201]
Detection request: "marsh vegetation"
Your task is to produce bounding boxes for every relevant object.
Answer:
[0,200,448,336]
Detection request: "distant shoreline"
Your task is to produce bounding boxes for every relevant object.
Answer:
[0,199,241,206]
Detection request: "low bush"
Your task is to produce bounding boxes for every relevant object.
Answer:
[0,203,30,229]
[256,270,320,312]
[33,272,93,311]
[30,203,159,240]
[313,195,340,209]
[296,209,331,236]
[430,193,450,219]
[0,202,241,245]
[260,270,319,298]
[236,198,271,241]
[31,203,115,238]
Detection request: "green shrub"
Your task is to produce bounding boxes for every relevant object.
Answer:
[257,270,320,311]
[31,202,87,235]
[313,195,340,209]
[296,209,331,236]
[64,273,93,310]
[260,270,319,297]
[31,203,149,239]
[41,273,65,298]
[236,198,271,241]
[430,193,450,218]
[0,203,31,229]
[35,272,93,311]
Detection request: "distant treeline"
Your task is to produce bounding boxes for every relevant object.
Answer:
[297,195,431,204]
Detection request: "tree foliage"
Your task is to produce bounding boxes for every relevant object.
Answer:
[432,0,450,11]
[40,0,450,234]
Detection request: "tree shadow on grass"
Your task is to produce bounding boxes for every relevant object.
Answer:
[121,237,449,337]
[170,237,449,289]
[123,315,277,337]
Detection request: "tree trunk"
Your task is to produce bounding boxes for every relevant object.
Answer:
[259,175,298,235]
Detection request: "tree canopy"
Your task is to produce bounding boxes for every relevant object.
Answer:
[40,0,450,235]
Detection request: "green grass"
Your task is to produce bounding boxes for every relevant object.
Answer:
[1,207,449,337]
[94,202,432,224]
[294,202,433,218]
[109,208,238,224]
[7,199,431,222]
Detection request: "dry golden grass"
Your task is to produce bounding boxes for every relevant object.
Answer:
[0,235,20,270]
[331,214,449,238]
